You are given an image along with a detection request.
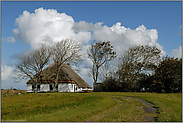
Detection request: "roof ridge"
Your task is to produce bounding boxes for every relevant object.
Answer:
[26,62,92,88]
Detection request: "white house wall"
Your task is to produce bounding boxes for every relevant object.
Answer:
[40,84,49,92]
[57,83,83,92]
[81,88,92,91]
[27,84,33,92]
[58,83,67,92]
[27,83,91,92]
[58,83,75,92]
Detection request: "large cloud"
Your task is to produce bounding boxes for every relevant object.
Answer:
[171,46,182,58]
[73,21,165,55]
[13,7,91,49]
[12,7,166,85]
[13,7,165,54]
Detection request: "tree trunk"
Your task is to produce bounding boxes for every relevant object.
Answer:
[53,70,59,92]
[53,80,58,92]
[92,64,97,83]
[95,67,99,83]
[34,80,38,93]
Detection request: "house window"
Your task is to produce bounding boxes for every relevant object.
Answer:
[50,84,53,91]
[51,75,55,79]
[67,75,71,80]
[37,85,40,92]
[32,85,35,91]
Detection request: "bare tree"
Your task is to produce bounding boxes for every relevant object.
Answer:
[99,61,116,82]
[14,44,52,92]
[51,39,82,91]
[87,40,117,84]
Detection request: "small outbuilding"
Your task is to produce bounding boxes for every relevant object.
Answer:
[26,62,92,92]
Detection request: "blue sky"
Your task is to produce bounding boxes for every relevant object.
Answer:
[1,1,182,90]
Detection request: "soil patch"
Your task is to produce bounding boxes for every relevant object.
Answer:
[1,90,27,97]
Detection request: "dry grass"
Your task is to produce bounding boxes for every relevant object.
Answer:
[1,89,27,97]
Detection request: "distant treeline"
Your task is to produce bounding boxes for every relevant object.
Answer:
[89,43,182,93]
[99,56,182,93]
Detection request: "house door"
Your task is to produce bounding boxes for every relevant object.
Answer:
[37,85,40,92]
[74,85,78,92]
[32,85,35,91]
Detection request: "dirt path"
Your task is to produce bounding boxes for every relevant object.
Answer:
[84,96,159,122]
[125,97,159,122]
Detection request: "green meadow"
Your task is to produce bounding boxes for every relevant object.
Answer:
[1,90,182,122]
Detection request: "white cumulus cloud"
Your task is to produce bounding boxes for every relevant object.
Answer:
[75,31,92,44]
[171,46,182,58]
[91,22,165,55]
[13,7,165,56]
[74,21,165,56]
[13,7,87,49]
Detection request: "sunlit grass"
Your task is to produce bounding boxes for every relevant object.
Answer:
[1,91,182,122]
[133,93,182,122]
[98,97,145,122]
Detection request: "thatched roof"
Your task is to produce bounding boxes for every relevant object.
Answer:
[26,62,92,89]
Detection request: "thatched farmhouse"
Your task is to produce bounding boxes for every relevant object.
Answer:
[26,62,92,92]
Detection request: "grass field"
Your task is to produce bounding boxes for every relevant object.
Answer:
[1,90,182,122]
